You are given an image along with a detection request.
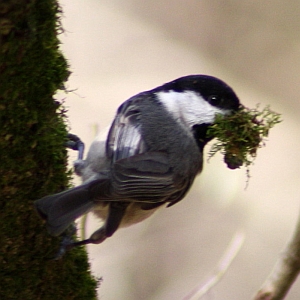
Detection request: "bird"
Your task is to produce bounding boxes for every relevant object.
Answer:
[34,74,240,253]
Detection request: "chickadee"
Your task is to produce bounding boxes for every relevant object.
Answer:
[35,75,240,251]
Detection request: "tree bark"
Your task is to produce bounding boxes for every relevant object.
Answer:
[0,1,98,299]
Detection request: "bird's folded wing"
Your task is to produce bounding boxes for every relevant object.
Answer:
[90,98,189,207]
[89,151,186,208]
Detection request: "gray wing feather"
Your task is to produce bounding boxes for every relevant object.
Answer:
[107,105,146,162]
[112,152,175,201]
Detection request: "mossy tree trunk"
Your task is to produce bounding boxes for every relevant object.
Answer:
[0,1,98,299]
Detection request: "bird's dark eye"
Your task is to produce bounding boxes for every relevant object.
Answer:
[208,95,223,106]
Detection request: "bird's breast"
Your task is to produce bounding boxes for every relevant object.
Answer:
[120,202,164,227]
[92,202,163,228]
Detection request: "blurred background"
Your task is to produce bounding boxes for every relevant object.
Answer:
[58,1,300,299]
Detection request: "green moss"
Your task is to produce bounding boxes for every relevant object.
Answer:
[207,104,281,173]
[0,1,98,299]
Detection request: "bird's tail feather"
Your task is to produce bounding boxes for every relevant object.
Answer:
[34,185,94,236]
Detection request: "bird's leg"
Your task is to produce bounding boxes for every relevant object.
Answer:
[65,133,85,160]
[65,133,85,176]
[71,227,108,247]
[53,226,107,260]
[53,202,129,259]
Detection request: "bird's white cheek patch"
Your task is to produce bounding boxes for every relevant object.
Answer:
[156,90,227,127]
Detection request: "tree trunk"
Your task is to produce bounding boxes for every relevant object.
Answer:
[0,1,98,299]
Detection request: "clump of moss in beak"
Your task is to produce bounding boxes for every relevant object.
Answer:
[207,105,281,171]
